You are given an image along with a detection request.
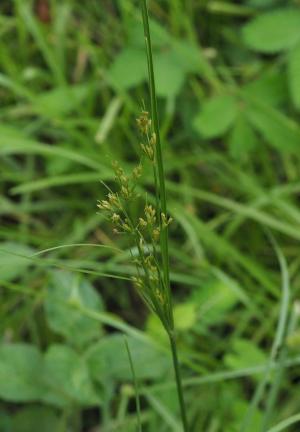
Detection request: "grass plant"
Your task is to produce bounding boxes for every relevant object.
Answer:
[1,1,300,431]
[97,2,188,428]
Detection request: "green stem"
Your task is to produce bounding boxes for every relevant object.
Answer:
[140,0,172,309]
[140,1,189,430]
[169,331,189,432]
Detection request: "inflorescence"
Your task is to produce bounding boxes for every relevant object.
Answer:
[97,110,173,330]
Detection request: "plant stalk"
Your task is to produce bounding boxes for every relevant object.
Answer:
[140,1,189,430]
[169,331,189,432]
[140,0,171,307]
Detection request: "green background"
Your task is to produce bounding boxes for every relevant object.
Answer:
[1,0,300,431]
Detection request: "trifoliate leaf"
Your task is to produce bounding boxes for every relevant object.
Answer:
[109,18,203,97]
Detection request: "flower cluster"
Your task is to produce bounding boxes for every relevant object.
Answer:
[97,110,173,330]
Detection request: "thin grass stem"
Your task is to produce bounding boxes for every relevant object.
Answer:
[169,332,189,432]
[124,338,142,432]
[140,1,189,430]
[140,0,171,307]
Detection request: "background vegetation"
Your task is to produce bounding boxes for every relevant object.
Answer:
[1,0,300,430]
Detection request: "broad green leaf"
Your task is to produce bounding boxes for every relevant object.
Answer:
[288,42,300,109]
[174,303,197,330]
[42,344,99,407]
[0,242,34,282]
[109,48,146,90]
[154,51,185,98]
[128,18,170,49]
[86,334,170,382]
[193,95,238,138]
[246,101,300,152]
[229,113,258,158]
[146,314,168,345]
[0,344,44,402]
[242,69,288,107]
[242,9,300,53]
[147,302,197,343]
[191,278,240,327]
[45,270,103,348]
[32,84,90,117]
[224,339,266,372]
[110,19,201,97]
[171,39,203,74]
[11,406,60,432]
[231,400,262,432]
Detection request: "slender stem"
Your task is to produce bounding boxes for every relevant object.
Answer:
[125,338,142,432]
[169,332,189,432]
[140,1,189,430]
[140,0,172,311]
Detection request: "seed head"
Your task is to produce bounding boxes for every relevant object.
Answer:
[145,205,156,225]
[132,164,142,179]
[111,213,121,224]
[139,217,147,228]
[112,161,124,178]
[161,213,173,228]
[132,276,144,290]
[149,132,156,147]
[121,185,131,200]
[141,143,154,161]
[97,200,111,210]
[108,192,119,207]
[121,222,132,232]
[155,289,165,304]
[136,110,151,135]
[152,227,160,242]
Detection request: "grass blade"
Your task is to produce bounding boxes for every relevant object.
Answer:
[124,338,142,432]
[240,235,290,432]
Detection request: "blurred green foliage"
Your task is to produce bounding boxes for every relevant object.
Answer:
[1,0,300,431]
